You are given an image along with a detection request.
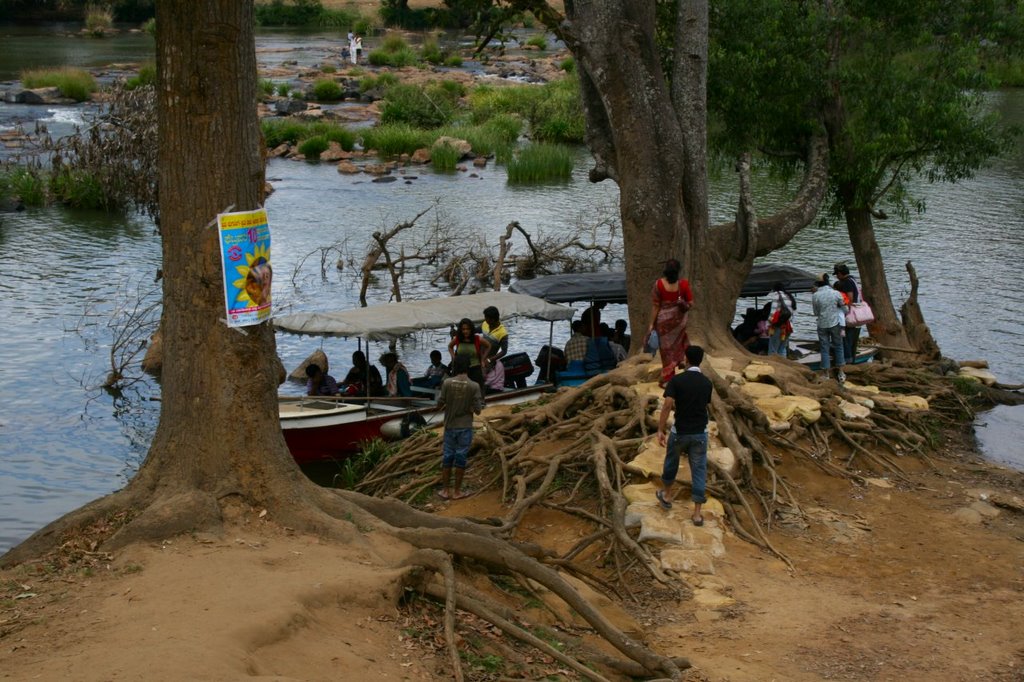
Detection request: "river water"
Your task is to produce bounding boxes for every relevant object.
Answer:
[1,27,1021,553]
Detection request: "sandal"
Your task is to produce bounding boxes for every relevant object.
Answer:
[655,489,673,510]
[437,489,450,500]
[692,515,704,527]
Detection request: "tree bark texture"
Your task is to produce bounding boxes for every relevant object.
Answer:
[141,0,300,498]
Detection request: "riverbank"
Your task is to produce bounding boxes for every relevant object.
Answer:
[1,418,1021,681]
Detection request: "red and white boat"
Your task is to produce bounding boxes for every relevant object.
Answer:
[275,291,575,464]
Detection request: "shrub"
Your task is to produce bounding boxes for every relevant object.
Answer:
[420,36,443,65]
[436,79,466,99]
[430,142,460,172]
[560,57,575,73]
[125,62,156,90]
[259,79,275,96]
[21,68,97,102]
[142,17,156,36]
[297,135,330,158]
[320,63,336,74]
[506,143,573,184]
[369,33,419,68]
[261,118,355,149]
[525,35,547,50]
[276,82,291,97]
[311,78,343,101]
[361,124,436,157]
[8,167,48,206]
[359,72,398,94]
[379,83,459,128]
[530,78,585,144]
[84,4,113,36]
[444,54,463,68]
[51,169,106,209]
[255,0,324,26]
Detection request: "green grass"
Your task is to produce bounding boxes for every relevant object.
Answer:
[124,62,156,90]
[467,78,583,144]
[560,56,575,73]
[5,167,48,206]
[320,63,336,74]
[276,82,290,97]
[261,118,356,149]
[525,35,547,50]
[360,123,437,156]
[430,142,460,172]
[51,169,106,209]
[311,78,343,101]
[986,57,1024,87]
[369,33,419,67]
[420,36,443,65]
[506,143,573,184]
[142,17,156,36]
[255,0,363,29]
[379,82,459,128]
[259,79,275,96]
[444,54,463,67]
[84,4,112,36]
[21,68,97,102]
[333,439,398,489]
[297,135,330,158]
[359,72,399,93]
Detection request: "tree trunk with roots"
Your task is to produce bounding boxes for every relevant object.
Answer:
[519,0,829,355]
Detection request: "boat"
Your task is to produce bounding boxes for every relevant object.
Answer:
[789,339,879,370]
[273,291,576,464]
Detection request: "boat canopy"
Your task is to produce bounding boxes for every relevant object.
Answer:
[507,263,818,303]
[274,291,576,340]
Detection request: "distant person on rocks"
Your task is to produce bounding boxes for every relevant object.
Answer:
[355,35,363,62]
[833,262,861,364]
[811,273,847,383]
[656,345,713,526]
[650,258,693,386]
[305,363,339,397]
[349,34,358,64]
[437,354,484,500]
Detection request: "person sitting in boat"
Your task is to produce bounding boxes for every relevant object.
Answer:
[344,350,384,397]
[481,306,509,366]
[380,352,412,398]
[613,319,631,351]
[305,363,339,397]
[601,322,627,362]
[448,317,490,396]
[483,355,506,394]
[412,350,448,389]
[583,335,618,372]
[534,344,566,383]
[563,319,589,363]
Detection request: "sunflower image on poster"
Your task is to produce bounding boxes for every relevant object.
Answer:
[218,208,272,327]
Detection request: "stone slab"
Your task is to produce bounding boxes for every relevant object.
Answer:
[743,362,775,381]
[661,548,715,574]
[740,382,782,399]
[754,395,821,423]
[638,513,683,545]
[838,399,871,420]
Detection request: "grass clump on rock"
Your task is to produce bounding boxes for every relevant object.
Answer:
[379,82,460,128]
[311,78,343,101]
[84,4,113,36]
[525,35,547,50]
[21,68,97,102]
[297,135,330,159]
[261,119,355,150]
[369,33,419,67]
[429,142,460,172]
[125,63,156,90]
[506,143,573,184]
[361,124,436,156]
[51,169,106,209]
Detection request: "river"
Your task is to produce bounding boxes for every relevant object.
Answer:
[1,27,1021,553]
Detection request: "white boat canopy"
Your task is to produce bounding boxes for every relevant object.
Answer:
[274,291,577,341]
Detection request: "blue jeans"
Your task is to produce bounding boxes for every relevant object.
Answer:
[817,325,845,371]
[442,428,472,469]
[663,431,708,504]
[767,327,788,357]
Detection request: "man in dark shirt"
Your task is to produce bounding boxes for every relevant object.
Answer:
[437,354,484,500]
[656,345,714,526]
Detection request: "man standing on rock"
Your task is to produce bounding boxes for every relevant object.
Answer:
[437,354,484,500]
[656,345,713,526]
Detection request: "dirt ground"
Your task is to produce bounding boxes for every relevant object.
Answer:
[2,424,1022,681]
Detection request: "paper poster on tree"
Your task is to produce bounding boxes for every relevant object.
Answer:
[218,208,272,327]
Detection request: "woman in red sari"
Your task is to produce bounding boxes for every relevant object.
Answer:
[648,259,694,386]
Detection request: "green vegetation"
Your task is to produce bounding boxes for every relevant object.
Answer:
[369,34,419,68]
[125,63,156,90]
[141,17,156,36]
[310,78,343,101]
[21,67,97,102]
[333,439,398,489]
[360,123,436,156]
[430,141,460,171]
[359,72,399,94]
[320,63,336,74]
[259,79,275,96]
[84,4,112,36]
[468,78,584,144]
[254,0,363,29]
[276,82,290,97]
[2,167,48,206]
[506,143,573,184]
[379,82,461,128]
[952,376,983,397]
[444,54,463,67]
[525,35,547,50]
[560,56,575,73]
[986,57,1024,87]
[51,169,105,209]
[261,118,356,149]
[420,36,444,65]
[297,135,329,158]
